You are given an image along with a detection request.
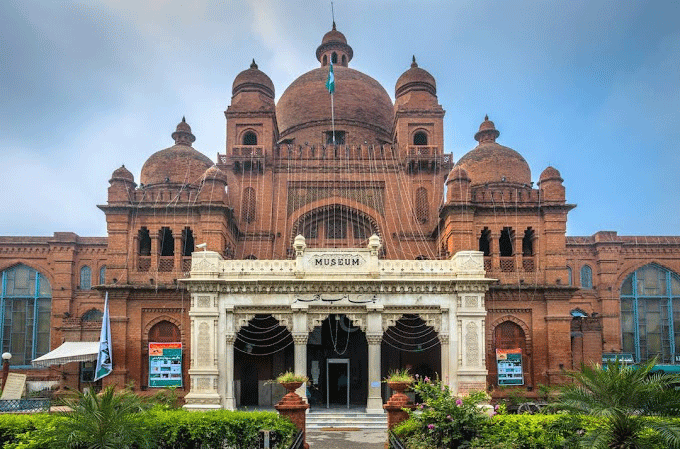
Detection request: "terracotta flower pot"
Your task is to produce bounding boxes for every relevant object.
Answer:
[280,381,304,393]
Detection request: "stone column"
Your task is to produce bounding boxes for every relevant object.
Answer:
[366,333,383,413]
[439,333,450,385]
[293,333,308,401]
[224,333,236,410]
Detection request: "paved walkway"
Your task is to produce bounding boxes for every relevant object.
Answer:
[307,428,386,449]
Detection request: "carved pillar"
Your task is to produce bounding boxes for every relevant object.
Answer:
[438,333,450,386]
[293,333,308,401]
[366,333,383,413]
[224,333,236,410]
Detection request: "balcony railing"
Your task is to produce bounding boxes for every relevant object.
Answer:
[158,256,174,272]
[499,257,515,272]
[138,256,151,272]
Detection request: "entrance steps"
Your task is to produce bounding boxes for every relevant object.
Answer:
[306,408,387,430]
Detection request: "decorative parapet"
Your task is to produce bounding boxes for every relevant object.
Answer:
[188,238,491,284]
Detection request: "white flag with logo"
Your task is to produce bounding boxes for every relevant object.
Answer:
[94,292,113,381]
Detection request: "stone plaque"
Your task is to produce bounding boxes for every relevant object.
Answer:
[0,373,27,400]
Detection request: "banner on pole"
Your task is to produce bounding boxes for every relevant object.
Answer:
[148,342,183,387]
[496,348,524,385]
[94,293,112,381]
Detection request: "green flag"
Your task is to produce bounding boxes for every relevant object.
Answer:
[326,61,335,94]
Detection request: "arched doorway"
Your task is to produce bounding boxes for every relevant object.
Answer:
[147,320,183,389]
[381,314,440,401]
[306,314,367,407]
[492,320,529,387]
[234,314,293,407]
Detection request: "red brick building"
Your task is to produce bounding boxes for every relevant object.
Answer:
[2,24,678,399]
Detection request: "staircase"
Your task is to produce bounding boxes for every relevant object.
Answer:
[306,408,388,430]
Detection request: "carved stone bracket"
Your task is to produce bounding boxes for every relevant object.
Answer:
[366,333,383,345]
[292,333,308,345]
[225,334,236,345]
[235,312,292,332]
[382,311,442,333]
[438,334,449,344]
[306,311,367,332]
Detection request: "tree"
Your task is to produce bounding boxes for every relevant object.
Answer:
[53,385,152,449]
[556,358,680,448]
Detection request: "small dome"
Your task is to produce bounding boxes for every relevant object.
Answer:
[140,119,213,187]
[232,60,275,99]
[316,22,353,66]
[447,166,470,183]
[204,165,228,183]
[455,116,531,187]
[111,165,134,183]
[539,166,563,183]
[395,56,436,98]
[322,22,347,44]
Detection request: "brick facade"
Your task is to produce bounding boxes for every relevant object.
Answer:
[1,25,677,397]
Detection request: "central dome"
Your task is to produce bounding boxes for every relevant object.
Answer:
[277,66,394,142]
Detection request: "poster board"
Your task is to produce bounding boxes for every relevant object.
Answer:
[0,373,27,399]
[148,342,182,388]
[496,348,524,386]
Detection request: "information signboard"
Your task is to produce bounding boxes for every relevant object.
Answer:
[148,342,182,388]
[496,348,524,386]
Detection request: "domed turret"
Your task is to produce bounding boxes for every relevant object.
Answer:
[110,165,134,183]
[455,116,531,187]
[198,165,228,203]
[140,118,213,187]
[538,166,565,202]
[232,59,275,99]
[446,166,471,203]
[316,22,353,67]
[395,56,436,98]
[204,165,228,184]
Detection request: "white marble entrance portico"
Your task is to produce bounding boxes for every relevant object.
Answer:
[183,235,492,411]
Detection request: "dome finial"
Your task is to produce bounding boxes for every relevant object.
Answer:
[474,116,500,143]
[411,55,418,68]
[250,59,258,69]
[332,20,336,30]
[172,117,196,146]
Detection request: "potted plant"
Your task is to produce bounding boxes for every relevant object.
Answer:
[276,371,309,393]
[384,368,414,393]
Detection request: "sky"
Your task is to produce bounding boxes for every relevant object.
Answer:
[1,0,679,238]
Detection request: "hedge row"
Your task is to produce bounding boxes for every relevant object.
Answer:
[394,414,680,449]
[0,409,297,449]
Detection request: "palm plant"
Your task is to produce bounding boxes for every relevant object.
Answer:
[555,358,680,448]
[53,385,152,449]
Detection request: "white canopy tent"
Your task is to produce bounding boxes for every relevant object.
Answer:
[31,341,99,367]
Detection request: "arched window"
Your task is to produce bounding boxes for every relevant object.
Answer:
[323,54,328,66]
[99,266,106,285]
[621,265,680,363]
[341,54,347,65]
[415,187,428,223]
[242,131,257,146]
[332,52,338,64]
[159,227,174,256]
[499,227,514,257]
[570,308,588,318]
[182,228,194,256]
[138,227,151,256]
[242,187,256,223]
[413,131,428,146]
[567,266,573,285]
[80,266,91,290]
[494,321,527,386]
[522,228,534,256]
[149,320,181,343]
[0,264,52,366]
[581,265,593,289]
[479,228,491,256]
[82,308,103,322]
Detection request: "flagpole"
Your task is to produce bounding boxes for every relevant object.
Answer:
[331,92,336,144]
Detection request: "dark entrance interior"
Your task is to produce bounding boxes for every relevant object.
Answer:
[327,359,349,407]
[381,314,441,401]
[306,314,367,407]
[234,314,294,407]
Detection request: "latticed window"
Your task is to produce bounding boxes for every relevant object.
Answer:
[149,320,181,342]
[80,266,91,290]
[326,217,346,239]
[413,131,428,146]
[0,265,51,366]
[242,187,256,223]
[581,265,593,289]
[621,265,680,363]
[99,266,106,285]
[415,187,428,223]
[242,131,257,145]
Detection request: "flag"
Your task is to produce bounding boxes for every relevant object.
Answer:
[94,292,113,381]
[326,61,335,94]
